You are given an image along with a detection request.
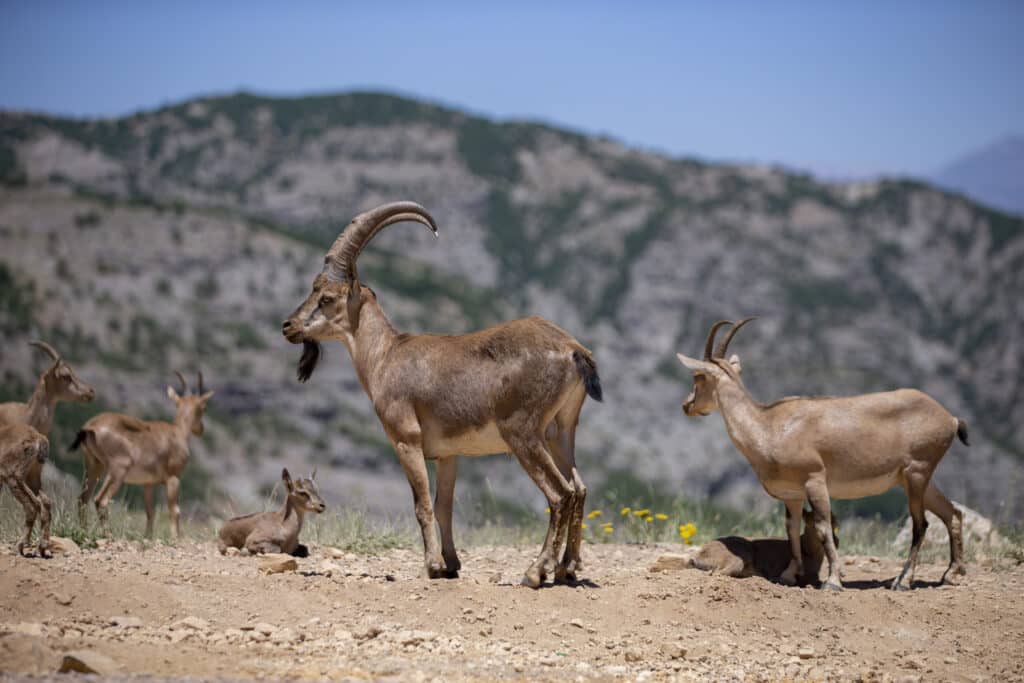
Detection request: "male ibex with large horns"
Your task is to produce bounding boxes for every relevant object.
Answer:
[676,318,967,591]
[283,201,602,587]
[72,371,213,537]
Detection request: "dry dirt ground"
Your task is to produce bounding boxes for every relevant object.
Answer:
[1,541,1022,682]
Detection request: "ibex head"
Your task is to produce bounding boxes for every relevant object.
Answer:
[282,467,326,514]
[676,318,755,416]
[166,371,214,436]
[31,341,96,404]
[281,201,438,382]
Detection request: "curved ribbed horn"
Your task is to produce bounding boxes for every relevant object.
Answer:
[714,317,757,359]
[702,321,732,361]
[197,371,206,395]
[323,202,438,283]
[29,340,60,363]
[173,371,188,395]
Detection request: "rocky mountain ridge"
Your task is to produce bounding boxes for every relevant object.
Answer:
[1,91,1021,521]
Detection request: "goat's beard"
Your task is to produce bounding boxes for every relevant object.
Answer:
[297,341,322,383]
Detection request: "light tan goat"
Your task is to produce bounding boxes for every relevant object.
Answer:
[0,341,96,498]
[677,318,967,591]
[282,201,602,587]
[0,424,51,556]
[690,509,836,583]
[218,468,325,556]
[72,372,213,537]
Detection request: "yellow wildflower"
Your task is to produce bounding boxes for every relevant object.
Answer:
[632,508,651,517]
[620,507,631,516]
[545,507,550,514]
[581,522,587,529]
[645,516,653,523]
[603,526,614,533]
[587,510,603,519]
[678,522,697,540]
[654,513,668,521]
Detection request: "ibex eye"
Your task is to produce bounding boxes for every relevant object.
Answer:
[319,296,334,307]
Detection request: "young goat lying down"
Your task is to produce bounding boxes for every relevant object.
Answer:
[690,509,838,585]
[218,469,325,557]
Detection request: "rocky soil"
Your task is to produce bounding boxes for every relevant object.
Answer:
[1,541,1022,682]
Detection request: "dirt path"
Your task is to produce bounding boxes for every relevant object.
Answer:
[1,542,1022,681]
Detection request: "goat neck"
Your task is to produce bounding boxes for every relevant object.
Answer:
[23,375,57,435]
[713,369,772,459]
[344,293,400,399]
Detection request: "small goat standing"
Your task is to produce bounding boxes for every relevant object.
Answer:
[72,372,213,537]
[218,469,325,556]
[677,319,967,591]
[283,201,602,587]
[0,424,52,556]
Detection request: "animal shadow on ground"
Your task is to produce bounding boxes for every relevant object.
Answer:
[843,577,945,590]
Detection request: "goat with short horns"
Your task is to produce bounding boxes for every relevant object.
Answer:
[283,201,602,587]
[676,318,967,591]
[72,371,213,537]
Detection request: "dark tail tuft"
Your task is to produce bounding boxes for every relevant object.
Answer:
[573,350,603,402]
[956,419,969,446]
[69,430,87,452]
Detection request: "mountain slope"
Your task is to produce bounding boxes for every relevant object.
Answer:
[1,91,1022,520]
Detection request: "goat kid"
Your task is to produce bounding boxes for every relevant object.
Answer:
[677,318,967,591]
[0,424,52,557]
[72,372,213,537]
[283,201,602,587]
[218,468,325,556]
[690,508,837,584]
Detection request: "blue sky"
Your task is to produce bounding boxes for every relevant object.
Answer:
[1,2,1020,177]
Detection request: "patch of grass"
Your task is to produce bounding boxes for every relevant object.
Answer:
[304,509,412,555]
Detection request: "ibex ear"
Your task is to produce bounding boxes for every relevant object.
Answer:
[310,466,317,481]
[166,386,181,402]
[282,468,293,491]
[199,391,215,404]
[346,281,363,330]
[676,353,715,373]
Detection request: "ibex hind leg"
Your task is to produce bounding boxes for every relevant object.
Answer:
[503,428,575,588]
[924,483,966,584]
[893,473,930,591]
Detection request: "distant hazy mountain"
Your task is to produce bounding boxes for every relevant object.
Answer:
[1,92,1022,521]
[933,136,1024,216]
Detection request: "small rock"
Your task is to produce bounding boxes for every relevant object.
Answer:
[48,536,80,554]
[489,572,502,584]
[649,552,696,572]
[798,646,815,659]
[660,642,687,659]
[259,554,298,574]
[9,622,45,637]
[333,629,354,641]
[59,650,118,675]
[271,627,299,644]
[316,560,338,576]
[110,615,142,628]
[904,656,925,670]
[175,616,210,631]
[944,656,959,665]
[224,547,240,557]
[52,592,73,606]
[625,648,644,663]
[324,546,346,559]
[253,622,277,636]
[569,618,585,629]
[354,624,382,641]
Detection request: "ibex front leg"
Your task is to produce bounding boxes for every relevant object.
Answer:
[394,441,446,579]
[433,456,461,577]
